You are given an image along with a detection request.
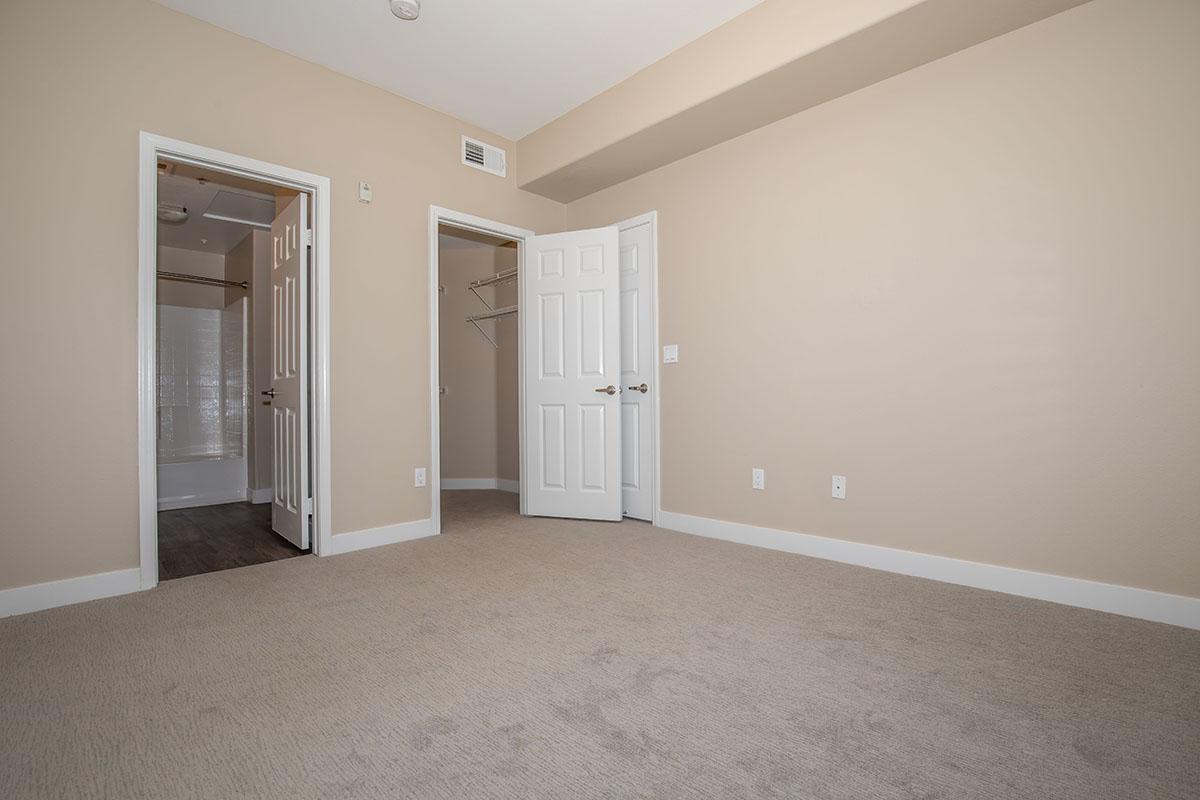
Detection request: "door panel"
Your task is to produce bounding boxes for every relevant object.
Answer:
[523,227,621,520]
[619,222,655,520]
[269,195,309,548]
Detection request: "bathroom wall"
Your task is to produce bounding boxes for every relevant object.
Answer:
[156,246,225,309]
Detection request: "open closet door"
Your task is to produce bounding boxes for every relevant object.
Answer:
[523,227,622,521]
[268,195,309,548]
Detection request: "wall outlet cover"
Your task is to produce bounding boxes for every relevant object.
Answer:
[752,468,765,490]
[358,181,373,203]
[415,467,427,487]
[832,475,846,500]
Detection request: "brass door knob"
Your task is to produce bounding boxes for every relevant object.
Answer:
[594,385,617,395]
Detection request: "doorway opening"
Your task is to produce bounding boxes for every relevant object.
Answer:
[434,219,526,532]
[139,133,333,589]
[154,159,309,579]
[428,207,660,535]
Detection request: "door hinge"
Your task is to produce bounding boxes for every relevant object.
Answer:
[304,496,313,515]
[303,229,313,247]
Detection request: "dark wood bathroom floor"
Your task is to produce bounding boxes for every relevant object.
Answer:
[158,502,309,581]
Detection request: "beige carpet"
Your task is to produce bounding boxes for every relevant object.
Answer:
[2,490,1197,799]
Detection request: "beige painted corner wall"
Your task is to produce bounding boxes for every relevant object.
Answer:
[565,0,1200,598]
[0,0,562,589]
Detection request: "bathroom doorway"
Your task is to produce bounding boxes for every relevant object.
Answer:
[153,158,312,579]
[139,133,332,586]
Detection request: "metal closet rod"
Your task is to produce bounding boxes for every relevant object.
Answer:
[157,270,248,290]
[468,268,518,289]
[466,305,518,323]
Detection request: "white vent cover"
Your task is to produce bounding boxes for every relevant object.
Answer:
[461,136,506,178]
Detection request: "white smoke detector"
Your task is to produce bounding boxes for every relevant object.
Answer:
[389,0,420,20]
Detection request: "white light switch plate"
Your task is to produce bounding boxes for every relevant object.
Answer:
[414,467,426,487]
[358,181,373,203]
[832,475,846,500]
[663,344,679,364]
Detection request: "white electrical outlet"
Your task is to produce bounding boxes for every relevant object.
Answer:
[414,467,427,487]
[832,475,846,500]
[662,344,679,364]
[358,181,373,203]
[752,468,765,490]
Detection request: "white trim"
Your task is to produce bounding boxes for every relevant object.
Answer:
[616,212,661,527]
[428,207,535,536]
[442,478,520,493]
[157,490,250,511]
[657,511,1200,630]
[324,518,436,556]
[248,487,273,504]
[139,132,334,593]
[0,569,143,618]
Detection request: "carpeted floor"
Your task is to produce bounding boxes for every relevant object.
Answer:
[1,490,1197,799]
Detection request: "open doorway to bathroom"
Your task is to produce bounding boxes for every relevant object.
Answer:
[154,159,310,580]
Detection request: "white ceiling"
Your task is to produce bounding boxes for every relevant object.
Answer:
[158,173,276,255]
[152,0,765,140]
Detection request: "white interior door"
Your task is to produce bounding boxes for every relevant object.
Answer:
[618,221,654,520]
[268,195,309,548]
[523,227,622,520]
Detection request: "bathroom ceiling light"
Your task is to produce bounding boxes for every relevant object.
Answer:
[157,203,188,224]
[390,0,420,20]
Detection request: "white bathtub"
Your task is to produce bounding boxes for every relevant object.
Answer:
[157,455,249,510]
[156,300,249,511]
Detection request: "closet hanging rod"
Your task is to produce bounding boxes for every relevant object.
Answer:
[157,270,248,290]
[466,305,518,323]
[468,268,518,290]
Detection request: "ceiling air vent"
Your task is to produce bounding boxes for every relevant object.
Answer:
[462,135,506,178]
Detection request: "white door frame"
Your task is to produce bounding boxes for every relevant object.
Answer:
[616,212,662,527]
[428,207,535,535]
[137,132,333,590]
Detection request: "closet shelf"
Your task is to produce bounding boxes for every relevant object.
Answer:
[469,268,518,290]
[466,305,518,323]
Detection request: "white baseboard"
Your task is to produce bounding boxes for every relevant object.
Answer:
[442,478,519,494]
[657,511,1200,630]
[248,487,272,504]
[0,568,144,618]
[157,489,248,511]
[325,518,436,556]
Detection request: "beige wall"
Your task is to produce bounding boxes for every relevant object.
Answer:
[437,238,519,481]
[0,0,562,589]
[155,246,225,309]
[565,0,1200,598]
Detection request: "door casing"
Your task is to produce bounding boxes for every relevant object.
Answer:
[428,207,535,535]
[138,132,332,590]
